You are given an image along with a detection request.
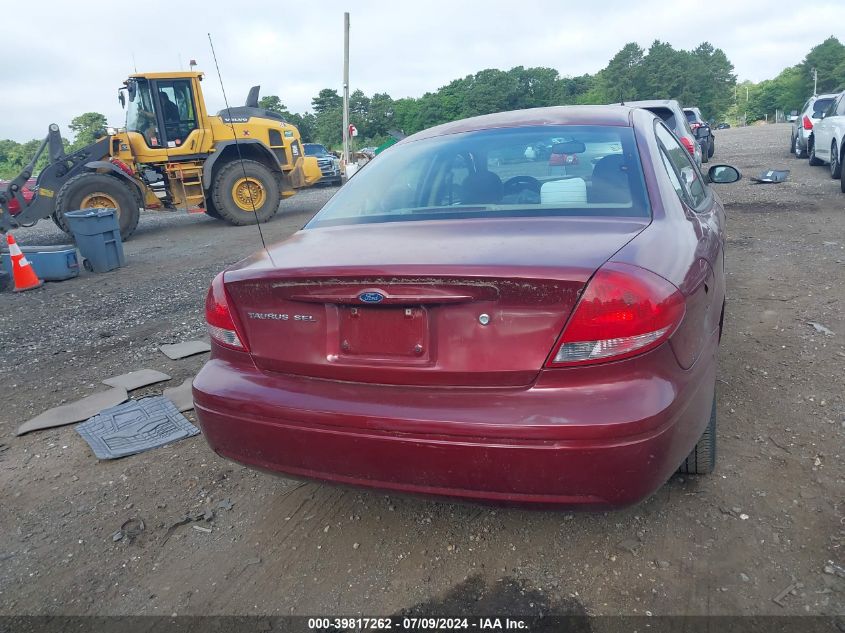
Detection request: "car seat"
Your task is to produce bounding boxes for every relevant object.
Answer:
[460,171,503,204]
[590,154,631,204]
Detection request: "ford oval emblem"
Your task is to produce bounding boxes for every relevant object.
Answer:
[359,291,385,304]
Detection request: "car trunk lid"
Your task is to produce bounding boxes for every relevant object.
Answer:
[224,217,648,387]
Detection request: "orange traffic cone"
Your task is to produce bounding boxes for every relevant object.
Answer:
[7,233,43,292]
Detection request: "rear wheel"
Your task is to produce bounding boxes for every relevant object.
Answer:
[211,160,280,226]
[707,138,715,159]
[678,394,717,475]
[841,162,845,193]
[830,142,842,179]
[701,144,709,163]
[794,134,807,158]
[53,173,141,240]
[808,137,823,166]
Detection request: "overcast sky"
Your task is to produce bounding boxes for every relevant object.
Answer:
[2,0,843,142]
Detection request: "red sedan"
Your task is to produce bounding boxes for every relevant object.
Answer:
[193,106,741,508]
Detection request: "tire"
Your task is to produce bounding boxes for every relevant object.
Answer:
[808,137,823,166]
[211,160,280,226]
[701,144,709,164]
[830,142,842,179]
[794,134,807,159]
[841,164,845,193]
[678,394,717,475]
[708,138,715,159]
[53,172,141,241]
[202,195,222,219]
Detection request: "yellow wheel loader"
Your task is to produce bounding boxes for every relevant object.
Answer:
[0,71,322,240]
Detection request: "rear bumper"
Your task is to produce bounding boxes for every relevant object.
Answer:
[193,341,717,508]
[797,129,811,148]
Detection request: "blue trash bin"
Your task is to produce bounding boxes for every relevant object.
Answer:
[64,209,126,273]
[1,244,79,281]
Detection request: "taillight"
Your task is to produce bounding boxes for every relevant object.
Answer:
[680,136,696,155]
[546,263,685,367]
[205,272,248,350]
[110,158,134,176]
[803,116,813,130]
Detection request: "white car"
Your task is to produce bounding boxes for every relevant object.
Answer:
[791,93,838,158]
[808,90,845,190]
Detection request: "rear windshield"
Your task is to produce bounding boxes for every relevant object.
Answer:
[812,98,834,117]
[307,125,650,228]
[684,110,696,122]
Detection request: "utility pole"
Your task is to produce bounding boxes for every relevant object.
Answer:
[812,67,818,95]
[342,12,350,168]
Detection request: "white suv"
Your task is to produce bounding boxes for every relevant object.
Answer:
[808,90,845,191]
[791,93,838,158]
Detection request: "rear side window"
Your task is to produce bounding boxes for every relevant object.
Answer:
[307,125,651,227]
[648,107,675,128]
[655,122,708,210]
[813,98,835,117]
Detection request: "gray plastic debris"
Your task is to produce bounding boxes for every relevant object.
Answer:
[76,396,199,460]
[808,321,834,336]
[163,377,194,412]
[750,169,789,184]
[103,369,171,391]
[112,518,145,543]
[16,388,129,436]
[159,341,210,360]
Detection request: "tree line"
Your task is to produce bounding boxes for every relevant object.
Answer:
[2,37,843,179]
[270,39,737,150]
[739,37,845,122]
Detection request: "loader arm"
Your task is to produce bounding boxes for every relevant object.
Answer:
[0,124,65,228]
[0,127,111,233]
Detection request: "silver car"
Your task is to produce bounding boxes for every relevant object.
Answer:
[791,93,838,158]
[620,99,702,166]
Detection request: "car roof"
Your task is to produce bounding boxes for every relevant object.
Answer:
[404,105,635,143]
[622,99,681,109]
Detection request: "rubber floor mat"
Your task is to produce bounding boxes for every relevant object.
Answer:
[76,397,199,460]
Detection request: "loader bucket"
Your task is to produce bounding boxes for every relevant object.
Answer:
[289,156,322,189]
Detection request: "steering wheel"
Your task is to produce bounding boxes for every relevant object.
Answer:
[503,176,541,196]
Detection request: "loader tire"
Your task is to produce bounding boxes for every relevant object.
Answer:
[211,160,280,226]
[202,195,222,220]
[53,173,141,241]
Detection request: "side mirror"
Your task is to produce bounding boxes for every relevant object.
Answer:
[695,126,710,139]
[118,91,126,108]
[708,164,741,184]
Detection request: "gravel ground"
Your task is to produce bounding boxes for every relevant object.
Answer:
[0,125,844,618]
